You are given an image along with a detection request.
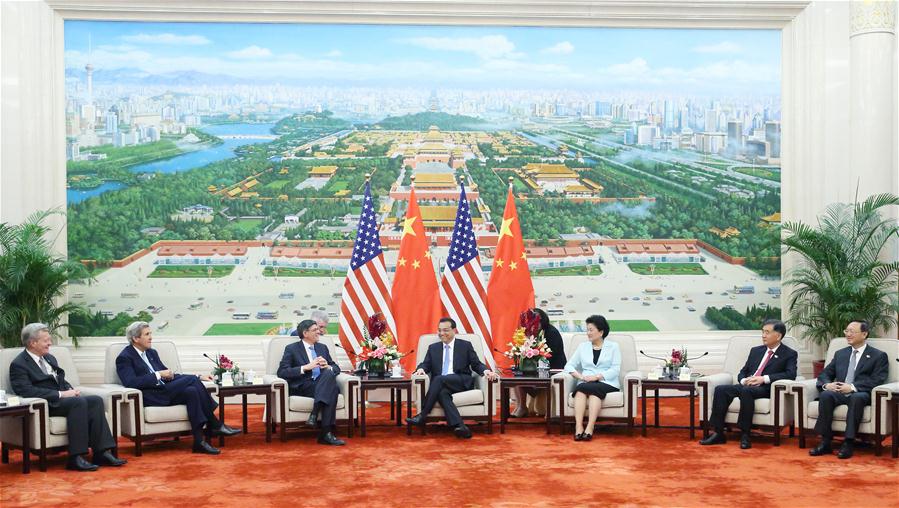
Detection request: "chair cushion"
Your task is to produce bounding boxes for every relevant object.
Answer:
[288,394,345,412]
[567,391,624,409]
[49,416,68,435]
[807,402,872,422]
[144,405,189,423]
[727,398,771,415]
[450,389,483,407]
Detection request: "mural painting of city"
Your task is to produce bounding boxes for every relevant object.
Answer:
[64,22,783,337]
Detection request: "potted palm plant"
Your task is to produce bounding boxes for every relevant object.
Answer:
[781,193,899,375]
[0,210,90,348]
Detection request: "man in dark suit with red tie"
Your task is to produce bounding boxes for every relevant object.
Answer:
[809,320,889,459]
[277,319,345,446]
[10,323,126,471]
[115,321,240,455]
[406,317,498,438]
[700,320,798,449]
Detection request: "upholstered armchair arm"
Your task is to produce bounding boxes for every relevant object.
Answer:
[623,370,644,409]
[335,373,359,395]
[77,385,127,411]
[411,373,429,411]
[201,380,218,396]
[695,372,734,392]
[474,373,497,410]
[872,382,899,398]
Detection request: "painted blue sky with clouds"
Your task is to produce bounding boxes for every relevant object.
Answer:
[65,21,780,94]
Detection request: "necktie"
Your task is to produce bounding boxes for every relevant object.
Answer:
[140,351,164,385]
[308,346,320,380]
[845,349,859,385]
[753,350,775,377]
[442,344,451,376]
[39,357,55,379]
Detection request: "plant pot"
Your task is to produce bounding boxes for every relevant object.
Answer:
[367,359,387,377]
[812,360,825,379]
[520,357,539,376]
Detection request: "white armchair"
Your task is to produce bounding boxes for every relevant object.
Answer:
[695,336,800,446]
[789,338,899,455]
[411,334,496,435]
[550,334,643,435]
[263,336,358,440]
[0,346,126,471]
[103,341,217,456]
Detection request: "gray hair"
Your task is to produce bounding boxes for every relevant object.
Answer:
[310,310,329,326]
[21,323,50,347]
[125,321,151,343]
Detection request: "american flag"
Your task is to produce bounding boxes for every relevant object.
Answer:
[338,182,396,360]
[439,182,496,369]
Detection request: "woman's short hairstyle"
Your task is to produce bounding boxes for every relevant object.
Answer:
[585,315,610,339]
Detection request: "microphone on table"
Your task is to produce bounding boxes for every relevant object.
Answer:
[639,350,668,362]
[686,352,709,362]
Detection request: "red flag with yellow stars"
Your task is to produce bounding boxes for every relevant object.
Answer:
[486,184,535,369]
[391,186,442,373]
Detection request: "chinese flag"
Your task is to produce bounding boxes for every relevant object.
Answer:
[486,185,535,369]
[391,187,442,373]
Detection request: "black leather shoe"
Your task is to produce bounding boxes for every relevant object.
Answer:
[192,440,221,455]
[211,424,241,437]
[92,450,127,467]
[809,442,833,456]
[306,412,320,428]
[699,432,727,446]
[317,432,346,446]
[837,441,854,459]
[740,434,752,449]
[574,432,584,441]
[581,433,593,441]
[454,424,473,439]
[66,455,99,472]
[406,414,424,426]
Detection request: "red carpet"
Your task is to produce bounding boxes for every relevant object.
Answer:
[2,398,896,507]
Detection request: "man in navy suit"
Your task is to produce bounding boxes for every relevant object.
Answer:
[700,320,798,449]
[406,317,498,438]
[115,322,239,455]
[10,323,126,471]
[277,319,345,446]
[809,320,889,459]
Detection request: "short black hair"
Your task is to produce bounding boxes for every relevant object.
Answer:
[438,317,456,329]
[585,315,610,339]
[853,320,870,335]
[297,319,317,337]
[764,319,787,337]
[533,308,550,330]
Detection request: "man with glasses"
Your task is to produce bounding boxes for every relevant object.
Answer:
[809,320,889,459]
[278,319,344,445]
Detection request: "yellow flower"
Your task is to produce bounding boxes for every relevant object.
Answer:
[511,327,526,346]
[380,331,395,346]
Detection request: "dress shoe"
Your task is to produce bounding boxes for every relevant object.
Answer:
[66,455,99,472]
[453,424,473,439]
[317,432,346,446]
[574,432,584,441]
[92,450,127,467]
[740,434,752,449]
[211,424,241,437]
[837,441,854,459]
[511,405,529,418]
[581,433,593,442]
[306,412,320,428]
[192,440,221,455]
[699,432,727,446]
[808,442,833,456]
[406,414,424,426]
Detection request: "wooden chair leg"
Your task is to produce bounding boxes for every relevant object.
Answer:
[1,443,8,464]
[135,438,143,457]
[774,425,781,446]
[798,427,806,448]
[38,449,47,472]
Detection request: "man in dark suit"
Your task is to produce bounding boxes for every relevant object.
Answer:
[406,317,498,438]
[277,319,345,446]
[700,320,798,449]
[115,321,239,455]
[9,323,126,471]
[809,320,889,459]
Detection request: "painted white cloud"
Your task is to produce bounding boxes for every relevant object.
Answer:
[399,35,519,60]
[122,33,211,45]
[540,41,574,55]
[325,49,343,58]
[227,46,272,59]
[693,41,742,54]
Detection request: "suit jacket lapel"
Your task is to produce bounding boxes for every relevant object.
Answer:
[298,342,311,366]
[453,341,464,372]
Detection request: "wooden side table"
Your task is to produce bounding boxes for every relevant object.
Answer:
[0,403,31,474]
[499,375,552,434]
[359,376,412,437]
[216,382,278,446]
[640,378,705,440]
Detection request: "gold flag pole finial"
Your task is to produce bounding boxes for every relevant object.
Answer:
[410,174,416,189]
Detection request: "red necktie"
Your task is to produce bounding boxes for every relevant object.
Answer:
[753,350,774,377]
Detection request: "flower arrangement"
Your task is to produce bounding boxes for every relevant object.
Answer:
[666,347,688,369]
[504,309,552,373]
[205,353,240,384]
[356,313,402,375]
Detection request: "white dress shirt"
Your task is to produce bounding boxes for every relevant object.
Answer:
[27,350,62,397]
[133,345,162,381]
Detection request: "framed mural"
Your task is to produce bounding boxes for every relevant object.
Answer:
[64,21,782,337]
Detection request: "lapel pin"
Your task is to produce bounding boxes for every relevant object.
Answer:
[774,355,779,358]
[865,354,870,358]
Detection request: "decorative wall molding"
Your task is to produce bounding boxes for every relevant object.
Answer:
[850,0,896,37]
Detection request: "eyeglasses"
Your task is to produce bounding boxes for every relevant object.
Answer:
[843,329,859,335]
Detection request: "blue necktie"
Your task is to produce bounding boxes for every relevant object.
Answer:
[308,346,321,380]
[442,344,451,376]
[140,351,164,385]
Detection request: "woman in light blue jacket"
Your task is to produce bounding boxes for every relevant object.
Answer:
[564,315,621,441]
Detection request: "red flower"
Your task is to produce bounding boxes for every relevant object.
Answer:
[518,309,542,338]
[367,313,387,339]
